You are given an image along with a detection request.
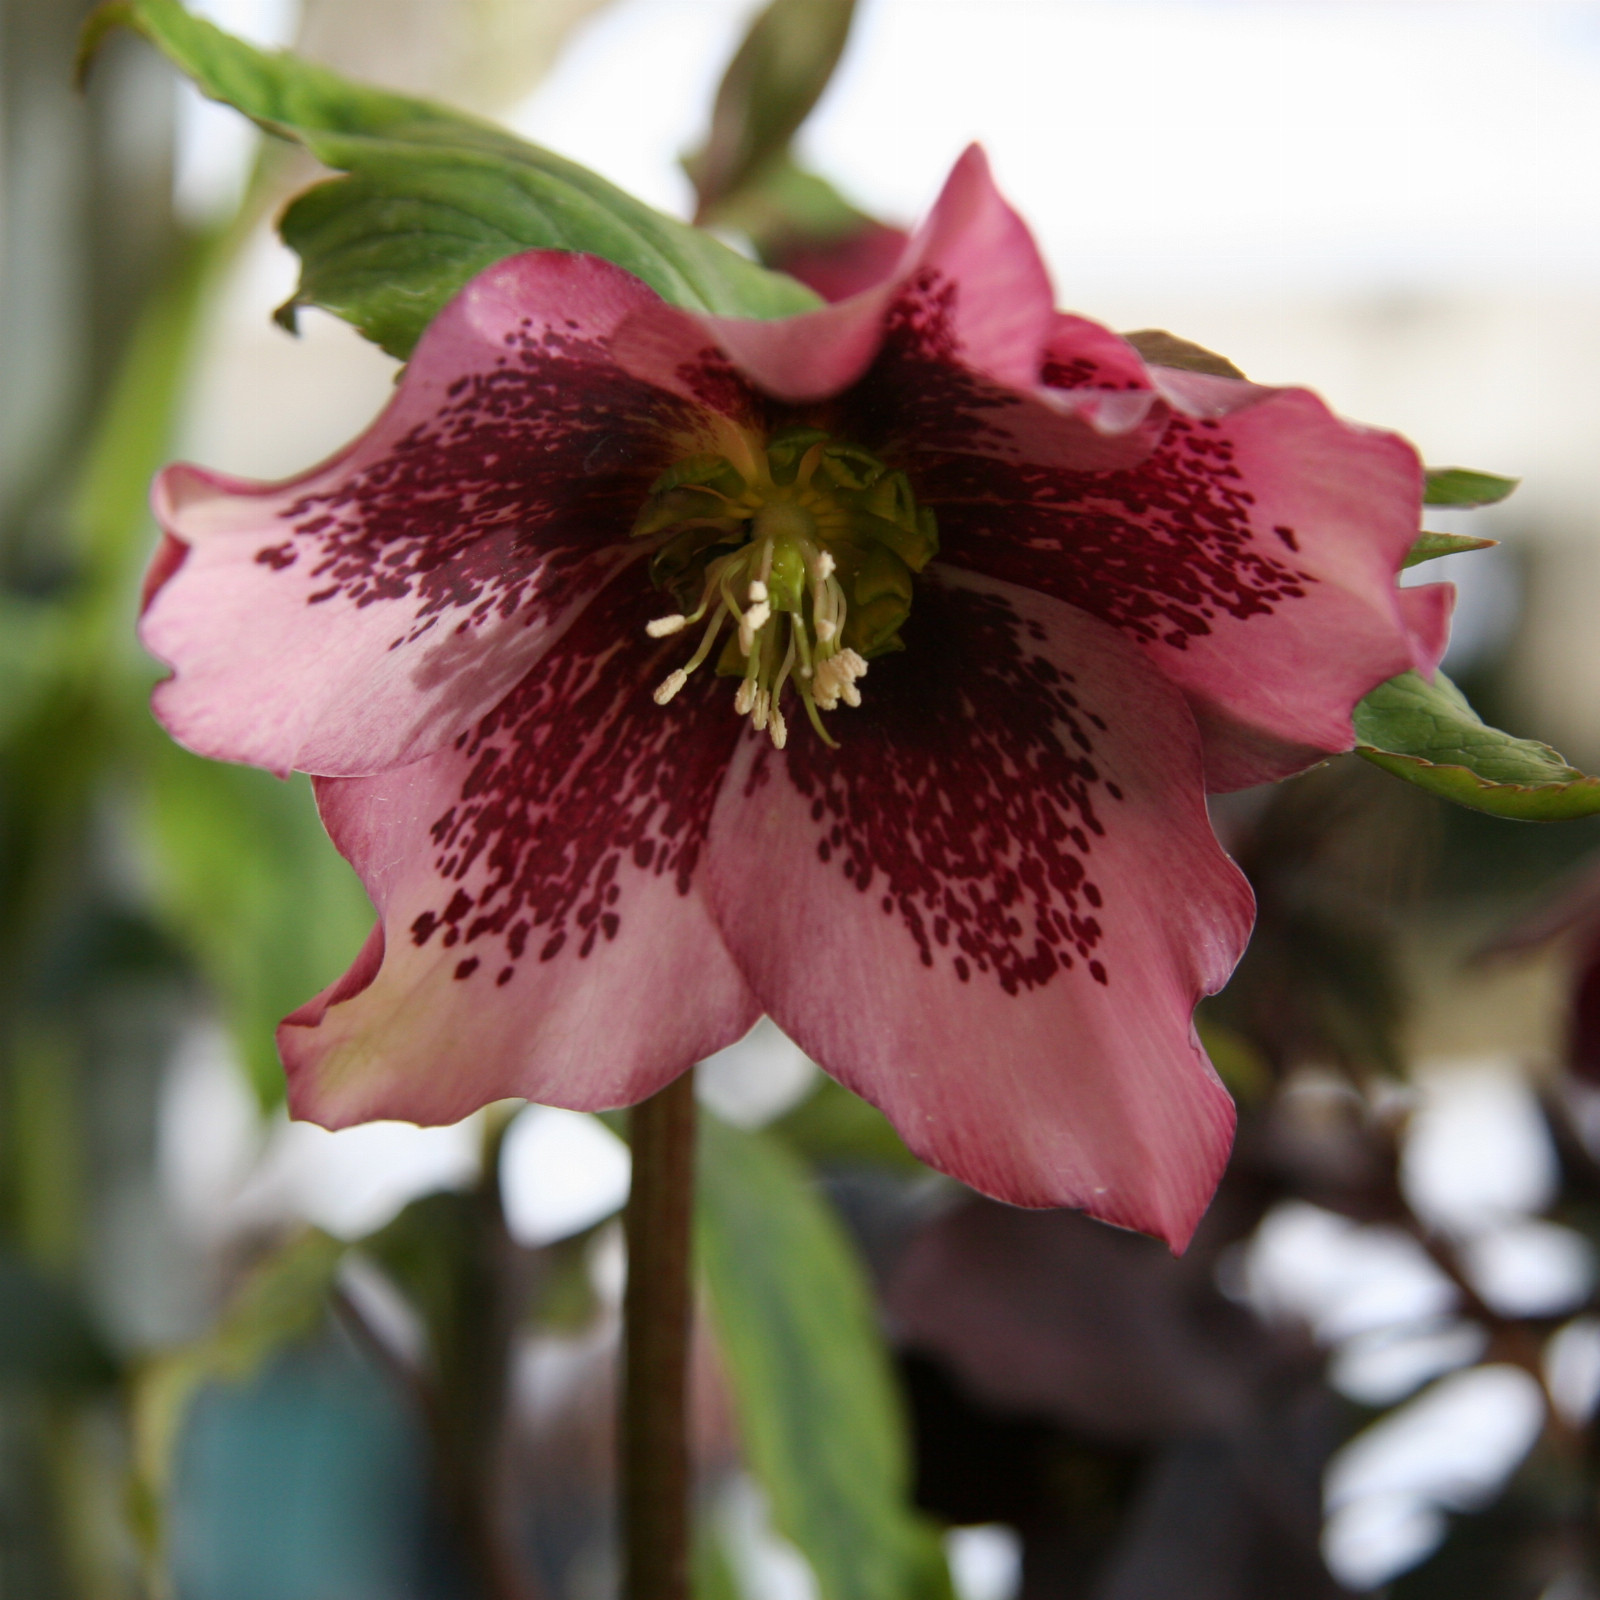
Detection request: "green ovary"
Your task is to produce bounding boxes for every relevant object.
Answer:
[634,425,938,748]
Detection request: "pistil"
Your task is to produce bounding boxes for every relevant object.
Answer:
[634,426,938,748]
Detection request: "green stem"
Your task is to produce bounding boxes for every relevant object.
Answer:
[623,1071,698,1600]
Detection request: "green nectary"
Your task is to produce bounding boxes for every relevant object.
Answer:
[634,426,937,747]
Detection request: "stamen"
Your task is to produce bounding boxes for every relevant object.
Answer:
[739,599,771,654]
[679,602,730,676]
[640,428,933,747]
[771,627,798,706]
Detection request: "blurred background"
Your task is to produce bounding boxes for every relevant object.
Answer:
[6,1,1600,1596]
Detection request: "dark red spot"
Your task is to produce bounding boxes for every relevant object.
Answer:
[777,583,1117,996]
[454,957,479,980]
[837,304,1316,655]
[254,541,297,571]
[399,575,742,980]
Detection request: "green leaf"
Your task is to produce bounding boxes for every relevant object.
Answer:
[1354,670,1600,819]
[688,0,857,217]
[771,1077,926,1173]
[1422,467,1519,507]
[697,1114,954,1600]
[702,155,877,259]
[1403,530,1498,568]
[86,0,820,359]
[139,744,375,1105]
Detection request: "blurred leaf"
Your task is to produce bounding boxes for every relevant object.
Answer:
[0,598,72,745]
[133,1229,346,1539]
[1194,1016,1272,1105]
[86,0,820,361]
[771,1077,924,1173]
[0,1251,117,1394]
[9,1026,85,1269]
[1422,467,1518,507]
[363,1185,505,1393]
[139,744,374,1104]
[1123,329,1245,380]
[688,0,856,218]
[697,1114,954,1600]
[1355,670,1600,820]
[705,154,871,252]
[70,228,223,589]
[527,1232,599,1333]
[695,1518,743,1600]
[1404,530,1497,568]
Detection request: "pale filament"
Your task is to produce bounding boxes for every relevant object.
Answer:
[646,442,872,748]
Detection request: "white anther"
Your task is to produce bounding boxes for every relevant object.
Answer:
[747,579,769,603]
[811,648,868,714]
[815,617,837,643]
[734,678,756,715]
[739,600,771,655]
[653,669,688,705]
[770,708,788,749]
[753,688,770,730]
[816,550,836,580]
[646,614,688,638]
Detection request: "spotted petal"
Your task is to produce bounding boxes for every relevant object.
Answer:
[612,147,1162,477]
[687,144,1057,401]
[279,569,759,1127]
[917,369,1450,789]
[703,569,1251,1248]
[143,251,715,777]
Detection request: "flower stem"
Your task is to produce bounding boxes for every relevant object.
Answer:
[622,1069,697,1600]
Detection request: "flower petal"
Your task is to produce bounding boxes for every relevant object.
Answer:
[614,172,1161,477]
[704,569,1251,1248]
[143,251,718,777]
[770,221,911,304]
[279,569,759,1127]
[921,369,1441,789]
[641,144,1057,405]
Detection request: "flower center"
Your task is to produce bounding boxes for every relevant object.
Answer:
[634,425,937,748]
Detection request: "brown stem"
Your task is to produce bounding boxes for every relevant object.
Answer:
[622,1070,698,1600]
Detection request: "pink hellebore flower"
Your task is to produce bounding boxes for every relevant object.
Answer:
[141,149,1450,1248]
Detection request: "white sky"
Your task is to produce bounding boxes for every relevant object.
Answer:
[514,0,1600,298]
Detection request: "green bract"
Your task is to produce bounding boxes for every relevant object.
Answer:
[637,427,937,748]
[1422,467,1519,508]
[82,0,821,360]
[1354,670,1600,820]
[686,0,858,218]
[1403,530,1498,568]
